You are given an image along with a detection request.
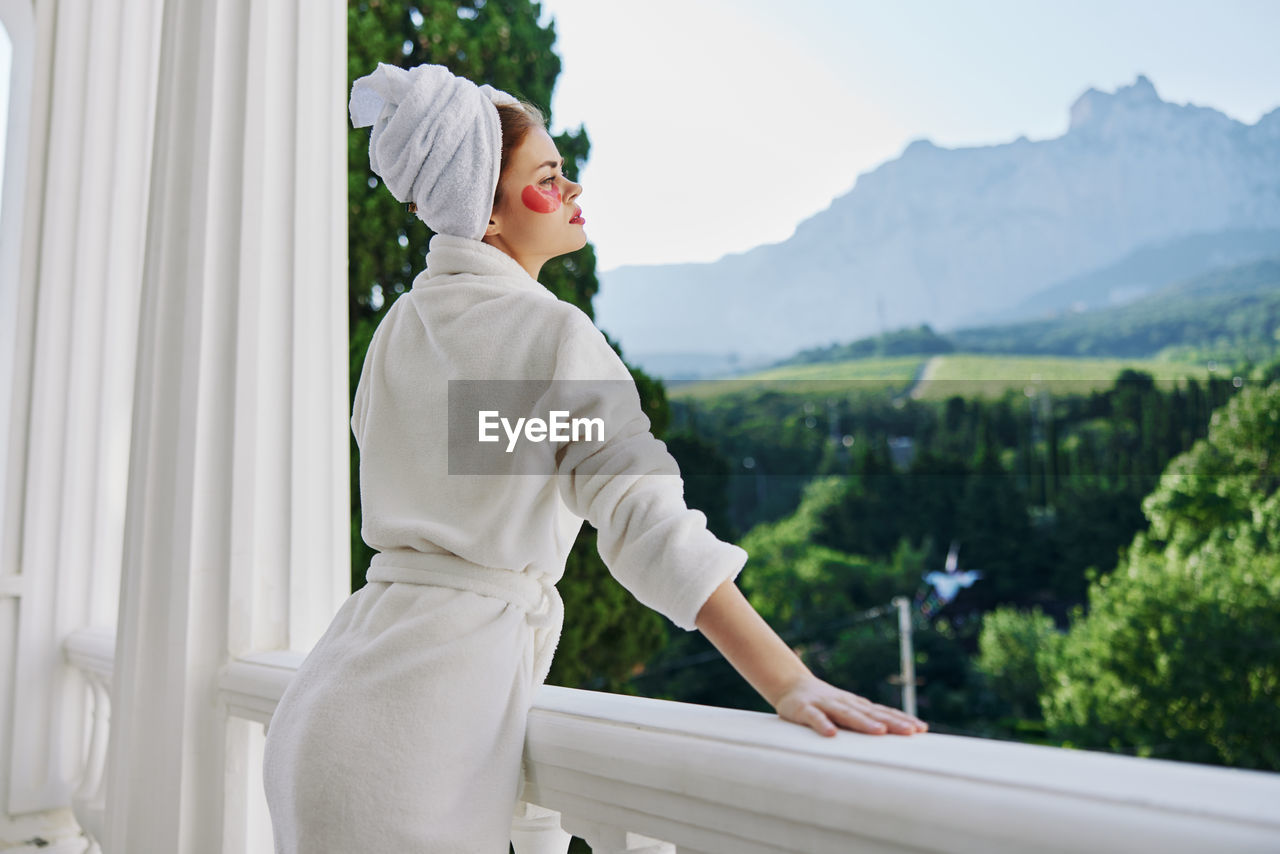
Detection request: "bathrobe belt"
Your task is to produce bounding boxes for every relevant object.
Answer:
[367,549,563,687]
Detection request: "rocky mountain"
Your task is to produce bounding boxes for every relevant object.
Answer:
[593,75,1280,379]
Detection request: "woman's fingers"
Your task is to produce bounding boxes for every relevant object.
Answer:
[830,698,927,734]
[798,704,838,737]
[861,703,927,733]
[883,703,929,732]
[775,678,930,737]
[839,693,929,732]
[828,701,888,734]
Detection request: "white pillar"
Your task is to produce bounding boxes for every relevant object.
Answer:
[5,0,92,813]
[103,0,347,851]
[0,0,39,824]
[0,0,36,528]
[4,0,160,817]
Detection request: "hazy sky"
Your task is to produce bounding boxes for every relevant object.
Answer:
[2,2,1277,271]
[535,0,1280,270]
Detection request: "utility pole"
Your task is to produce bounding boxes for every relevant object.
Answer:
[891,596,917,716]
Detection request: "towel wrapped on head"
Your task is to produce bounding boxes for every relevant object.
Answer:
[349,62,520,241]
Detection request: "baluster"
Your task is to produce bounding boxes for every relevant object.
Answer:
[510,800,572,854]
[560,819,676,854]
[70,669,110,853]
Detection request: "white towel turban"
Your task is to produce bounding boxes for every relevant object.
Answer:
[350,62,520,241]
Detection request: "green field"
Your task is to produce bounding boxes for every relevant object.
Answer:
[666,355,925,400]
[666,353,1218,402]
[911,353,1219,400]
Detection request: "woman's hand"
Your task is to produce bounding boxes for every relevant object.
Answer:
[693,579,929,738]
[772,674,928,738]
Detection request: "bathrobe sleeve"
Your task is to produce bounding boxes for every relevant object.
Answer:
[549,313,748,630]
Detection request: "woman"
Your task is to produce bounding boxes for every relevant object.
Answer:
[263,62,926,854]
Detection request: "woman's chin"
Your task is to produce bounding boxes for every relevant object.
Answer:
[546,231,588,260]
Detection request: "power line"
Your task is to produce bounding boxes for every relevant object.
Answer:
[631,588,929,682]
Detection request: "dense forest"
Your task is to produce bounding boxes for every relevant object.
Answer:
[635,357,1280,769]
[347,1,1280,777]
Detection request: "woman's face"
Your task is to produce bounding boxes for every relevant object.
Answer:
[483,126,586,280]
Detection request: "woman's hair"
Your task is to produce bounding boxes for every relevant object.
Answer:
[493,100,549,208]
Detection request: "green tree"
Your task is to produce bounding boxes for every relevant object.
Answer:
[1133,379,1280,561]
[950,447,1035,609]
[348,0,665,691]
[664,430,738,543]
[1039,383,1280,770]
[813,438,907,558]
[633,479,931,719]
[975,605,1059,721]
[736,476,889,632]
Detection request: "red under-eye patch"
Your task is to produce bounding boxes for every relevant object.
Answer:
[521,183,562,214]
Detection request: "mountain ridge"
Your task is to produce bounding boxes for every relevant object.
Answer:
[780,255,1280,369]
[594,74,1280,369]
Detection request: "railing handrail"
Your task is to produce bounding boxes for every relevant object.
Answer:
[518,686,1280,853]
[63,626,116,679]
[65,627,1280,853]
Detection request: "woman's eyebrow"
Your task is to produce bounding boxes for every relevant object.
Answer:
[534,158,565,170]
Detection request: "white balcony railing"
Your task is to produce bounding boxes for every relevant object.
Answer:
[64,627,1280,853]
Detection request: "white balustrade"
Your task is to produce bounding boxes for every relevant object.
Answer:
[510,801,574,854]
[64,626,1280,854]
[61,628,115,854]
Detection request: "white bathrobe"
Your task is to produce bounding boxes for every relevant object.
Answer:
[262,233,747,853]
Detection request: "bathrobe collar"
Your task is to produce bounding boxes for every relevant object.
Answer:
[418,232,557,300]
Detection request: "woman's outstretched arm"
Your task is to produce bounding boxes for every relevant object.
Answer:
[695,577,929,738]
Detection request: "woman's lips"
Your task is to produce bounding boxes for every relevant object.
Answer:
[570,209,585,225]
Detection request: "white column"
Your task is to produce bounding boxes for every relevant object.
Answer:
[0,0,39,824]
[102,0,347,851]
[0,0,37,530]
[3,0,162,818]
[6,0,91,813]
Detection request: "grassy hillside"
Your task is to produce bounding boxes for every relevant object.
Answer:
[667,353,1215,403]
[667,355,925,400]
[909,354,1216,401]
